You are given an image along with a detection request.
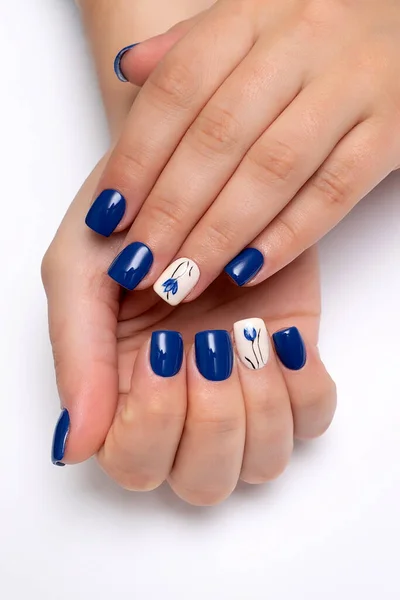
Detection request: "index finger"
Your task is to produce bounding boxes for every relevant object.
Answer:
[85,2,255,238]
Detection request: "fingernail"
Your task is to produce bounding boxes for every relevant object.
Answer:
[195,330,233,382]
[108,242,153,290]
[114,43,139,82]
[272,327,306,371]
[85,189,126,237]
[150,330,184,377]
[233,317,269,370]
[51,409,70,466]
[224,248,264,286]
[153,258,200,306]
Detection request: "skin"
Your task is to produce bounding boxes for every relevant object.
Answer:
[42,0,336,505]
[94,0,400,302]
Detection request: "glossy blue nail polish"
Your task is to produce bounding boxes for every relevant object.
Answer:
[51,409,70,466]
[224,248,264,286]
[114,43,139,82]
[195,330,233,382]
[85,189,126,237]
[150,331,184,377]
[108,242,153,290]
[272,327,306,371]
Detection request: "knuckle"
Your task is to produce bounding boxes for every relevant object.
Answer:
[120,399,186,429]
[311,164,351,208]
[241,457,289,485]
[169,479,233,507]
[142,194,183,233]
[40,247,53,290]
[110,145,150,189]
[203,219,238,255]
[246,138,298,186]
[141,194,186,235]
[190,105,241,157]
[272,214,299,248]
[113,470,164,492]
[293,378,337,440]
[190,411,243,437]
[263,214,302,275]
[240,427,293,484]
[148,58,198,110]
[41,241,71,293]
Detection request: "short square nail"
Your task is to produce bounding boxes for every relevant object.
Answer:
[272,327,306,371]
[150,331,184,377]
[51,409,70,466]
[114,43,139,82]
[85,189,126,237]
[153,258,200,306]
[224,248,264,286]
[195,330,233,382]
[233,317,269,370]
[108,242,153,290]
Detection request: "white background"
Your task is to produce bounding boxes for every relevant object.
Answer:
[1,1,400,599]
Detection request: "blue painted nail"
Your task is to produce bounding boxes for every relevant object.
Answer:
[272,327,306,371]
[114,43,139,82]
[224,248,264,286]
[150,331,184,378]
[51,409,70,466]
[195,330,233,382]
[85,189,126,237]
[108,242,153,290]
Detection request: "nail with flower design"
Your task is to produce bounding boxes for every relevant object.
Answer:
[153,258,200,306]
[233,318,269,370]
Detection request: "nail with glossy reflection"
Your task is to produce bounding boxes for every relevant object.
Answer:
[153,258,200,306]
[195,330,233,382]
[85,189,126,237]
[108,242,153,290]
[114,43,139,82]
[51,409,70,466]
[272,327,306,371]
[224,248,264,286]
[150,331,184,378]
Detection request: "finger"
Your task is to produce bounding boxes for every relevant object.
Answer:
[233,318,293,484]
[271,324,337,440]
[114,15,203,85]
[118,30,306,300]
[244,118,400,282]
[43,161,120,466]
[171,68,365,301]
[86,2,256,238]
[98,331,186,491]
[169,330,245,506]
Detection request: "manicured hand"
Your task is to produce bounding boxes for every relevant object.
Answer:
[87,0,400,305]
[43,158,336,504]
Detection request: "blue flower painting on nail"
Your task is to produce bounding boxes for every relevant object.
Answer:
[242,324,266,369]
[162,260,193,301]
[244,326,257,342]
[162,278,179,296]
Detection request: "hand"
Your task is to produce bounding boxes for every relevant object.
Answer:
[88,0,400,305]
[42,157,336,505]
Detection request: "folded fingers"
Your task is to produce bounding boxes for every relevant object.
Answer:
[98,320,336,503]
[98,331,187,491]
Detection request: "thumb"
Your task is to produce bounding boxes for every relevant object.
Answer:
[114,13,205,86]
[42,158,119,466]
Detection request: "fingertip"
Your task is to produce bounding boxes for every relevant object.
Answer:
[114,43,140,83]
[51,409,70,467]
[51,360,119,466]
